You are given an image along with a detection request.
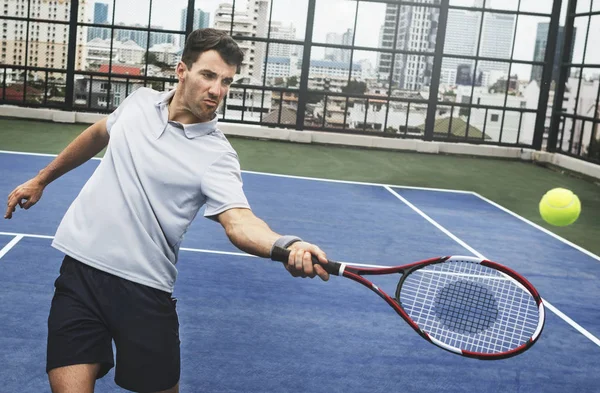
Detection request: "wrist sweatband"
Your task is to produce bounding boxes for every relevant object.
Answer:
[270,235,303,258]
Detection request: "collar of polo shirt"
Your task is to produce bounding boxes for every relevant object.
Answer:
[154,89,218,139]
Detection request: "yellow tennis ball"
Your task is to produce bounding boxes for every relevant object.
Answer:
[539,188,581,226]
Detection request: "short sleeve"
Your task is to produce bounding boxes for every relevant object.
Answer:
[106,88,141,134]
[202,152,250,219]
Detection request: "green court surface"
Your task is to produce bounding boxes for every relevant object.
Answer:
[1,117,599,256]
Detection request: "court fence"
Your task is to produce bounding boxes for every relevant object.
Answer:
[0,0,599,166]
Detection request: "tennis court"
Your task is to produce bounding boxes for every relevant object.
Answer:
[1,149,599,393]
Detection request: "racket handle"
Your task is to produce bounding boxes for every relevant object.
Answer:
[271,246,341,275]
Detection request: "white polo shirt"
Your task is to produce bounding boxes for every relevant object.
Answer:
[52,87,250,292]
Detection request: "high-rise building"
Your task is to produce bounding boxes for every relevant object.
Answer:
[213,0,269,81]
[88,2,111,41]
[441,8,480,86]
[94,3,109,24]
[478,13,515,76]
[377,1,439,91]
[324,29,353,63]
[180,8,210,34]
[1,0,88,72]
[441,2,514,87]
[268,22,296,57]
[531,23,577,85]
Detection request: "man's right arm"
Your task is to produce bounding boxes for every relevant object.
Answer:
[4,117,110,219]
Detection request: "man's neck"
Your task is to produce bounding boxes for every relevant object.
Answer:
[168,91,212,125]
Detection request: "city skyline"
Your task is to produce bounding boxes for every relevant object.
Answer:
[82,0,576,82]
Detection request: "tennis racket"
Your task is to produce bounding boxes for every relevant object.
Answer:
[271,247,545,360]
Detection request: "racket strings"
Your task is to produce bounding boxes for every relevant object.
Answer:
[398,260,540,354]
[434,280,499,334]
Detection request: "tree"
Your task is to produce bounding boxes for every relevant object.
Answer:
[342,80,367,95]
[287,76,298,87]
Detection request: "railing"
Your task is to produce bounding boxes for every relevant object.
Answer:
[2,0,597,165]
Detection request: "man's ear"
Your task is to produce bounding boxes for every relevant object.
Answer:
[176,61,187,82]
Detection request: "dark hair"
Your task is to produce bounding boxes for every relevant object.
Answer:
[181,28,244,69]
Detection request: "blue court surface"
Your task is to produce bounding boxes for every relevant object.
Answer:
[0,150,599,393]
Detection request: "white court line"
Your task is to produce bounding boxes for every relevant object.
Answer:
[3,149,600,345]
[0,235,24,259]
[0,150,469,194]
[473,193,600,262]
[2,149,598,259]
[384,185,600,349]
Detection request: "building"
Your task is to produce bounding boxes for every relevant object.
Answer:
[88,2,110,41]
[1,0,88,75]
[478,13,515,76]
[213,0,269,81]
[307,60,362,92]
[180,7,210,31]
[149,43,181,67]
[530,23,577,86]
[377,1,439,91]
[268,21,298,58]
[325,29,353,63]
[441,7,481,86]
[179,7,210,47]
[74,67,143,110]
[85,38,145,70]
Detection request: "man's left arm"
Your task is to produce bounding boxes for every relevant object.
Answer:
[217,208,329,281]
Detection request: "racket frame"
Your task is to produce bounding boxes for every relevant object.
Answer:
[271,248,545,360]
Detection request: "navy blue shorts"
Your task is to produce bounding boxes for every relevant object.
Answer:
[47,255,180,392]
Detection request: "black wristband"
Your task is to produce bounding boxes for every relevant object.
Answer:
[270,235,303,257]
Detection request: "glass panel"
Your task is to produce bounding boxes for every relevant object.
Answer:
[263,44,303,87]
[584,15,600,65]
[500,111,521,144]
[394,5,438,53]
[576,0,592,14]
[81,1,112,24]
[145,33,185,77]
[485,0,519,12]
[520,0,554,15]
[150,0,189,32]
[391,55,434,93]
[383,101,411,136]
[478,13,516,61]
[511,15,550,63]
[312,0,356,44]
[449,0,478,6]
[304,92,325,128]
[270,0,308,40]
[519,112,537,145]
[114,0,151,28]
[433,104,453,138]
[223,86,245,121]
[354,1,387,49]
[309,46,353,92]
[324,95,348,129]
[444,9,481,56]
[439,57,476,89]
[470,108,491,140]
[571,16,589,64]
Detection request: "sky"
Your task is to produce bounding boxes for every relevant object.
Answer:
[84,0,600,80]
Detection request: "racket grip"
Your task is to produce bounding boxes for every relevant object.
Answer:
[271,246,341,275]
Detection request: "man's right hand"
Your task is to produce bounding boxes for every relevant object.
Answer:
[4,177,46,219]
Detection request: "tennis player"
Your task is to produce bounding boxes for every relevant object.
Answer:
[4,28,329,393]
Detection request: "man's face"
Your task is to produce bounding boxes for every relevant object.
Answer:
[176,49,237,122]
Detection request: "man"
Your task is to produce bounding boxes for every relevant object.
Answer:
[4,28,329,393]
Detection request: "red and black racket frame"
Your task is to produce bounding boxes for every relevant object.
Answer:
[271,247,545,360]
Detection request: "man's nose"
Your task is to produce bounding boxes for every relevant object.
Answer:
[208,80,221,97]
